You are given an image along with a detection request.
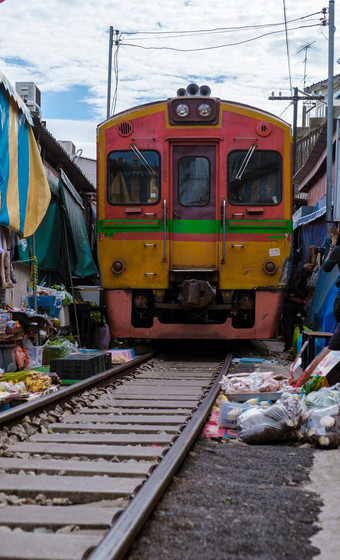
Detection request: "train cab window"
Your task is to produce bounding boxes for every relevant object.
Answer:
[178,156,210,206]
[228,150,282,205]
[107,150,160,204]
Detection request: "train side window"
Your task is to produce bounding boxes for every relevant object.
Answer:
[227,150,282,205]
[107,150,160,205]
[178,156,210,206]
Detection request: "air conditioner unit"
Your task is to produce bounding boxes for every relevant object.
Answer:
[15,82,41,107]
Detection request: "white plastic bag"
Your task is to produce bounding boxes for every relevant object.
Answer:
[298,405,340,448]
[237,392,304,444]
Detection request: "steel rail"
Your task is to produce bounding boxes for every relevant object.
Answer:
[87,353,232,560]
[0,353,153,427]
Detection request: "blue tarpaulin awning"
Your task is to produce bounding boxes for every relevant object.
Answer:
[293,194,337,332]
[0,71,51,237]
[293,195,327,230]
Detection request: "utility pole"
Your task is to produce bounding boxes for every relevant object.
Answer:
[106,28,120,119]
[107,26,113,120]
[269,89,324,176]
[326,0,335,222]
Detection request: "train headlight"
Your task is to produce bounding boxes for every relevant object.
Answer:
[197,103,212,117]
[111,259,125,274]
[263,260,277,275]
[175,103,190,117]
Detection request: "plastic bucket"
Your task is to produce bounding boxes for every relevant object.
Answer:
[93,324,111,349]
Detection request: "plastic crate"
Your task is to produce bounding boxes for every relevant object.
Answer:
[28,295,56,316]
[218,401,249,428]
[50,351,111,380]
[50,307,61,318]
[79,349,112,370]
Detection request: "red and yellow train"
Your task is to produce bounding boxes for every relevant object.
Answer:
[97,84,292,340]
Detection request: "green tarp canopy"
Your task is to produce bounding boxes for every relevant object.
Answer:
[19,170,98,279]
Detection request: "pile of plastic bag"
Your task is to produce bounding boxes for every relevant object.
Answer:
[297,384,340,449]
[220,371,291,394]
[237,392,304,444]
[236,385,340,449]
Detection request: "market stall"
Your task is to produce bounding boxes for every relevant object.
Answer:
[203,354,340,449]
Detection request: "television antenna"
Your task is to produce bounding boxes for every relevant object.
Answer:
[296,41,317,91]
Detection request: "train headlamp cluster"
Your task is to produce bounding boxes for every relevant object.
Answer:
[175,102,213,119]
[168,83,219,125]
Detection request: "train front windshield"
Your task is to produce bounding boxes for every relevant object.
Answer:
[228,150,282,205]
[107,149,160,205]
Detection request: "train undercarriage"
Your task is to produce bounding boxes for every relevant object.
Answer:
[131,279,256,329]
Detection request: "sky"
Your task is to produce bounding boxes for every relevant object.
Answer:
[0,0,339,159]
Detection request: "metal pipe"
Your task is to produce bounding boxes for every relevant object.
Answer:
[326,0,335,222]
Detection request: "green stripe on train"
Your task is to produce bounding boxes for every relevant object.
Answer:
[97,218,292,235]
[227,219,292,233]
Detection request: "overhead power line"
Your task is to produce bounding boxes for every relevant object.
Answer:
[121,23,322,53]
[282,0,293,94]
[122,11,323,39]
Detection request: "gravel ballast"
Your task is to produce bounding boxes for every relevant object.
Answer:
[124,437,321,560]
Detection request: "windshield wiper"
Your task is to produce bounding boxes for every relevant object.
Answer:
[235,143,257,180]
[130,143,157,176]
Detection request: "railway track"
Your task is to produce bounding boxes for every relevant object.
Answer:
[0,352,230,560]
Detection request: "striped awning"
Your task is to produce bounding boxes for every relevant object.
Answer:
[0,71,51,237]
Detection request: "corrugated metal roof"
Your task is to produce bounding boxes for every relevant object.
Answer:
[293,121,336,190]
[32,116,95,193]
[305,74,340,93]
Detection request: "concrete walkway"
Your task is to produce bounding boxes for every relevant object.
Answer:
[309,448,340,560]
[264,338,340,559]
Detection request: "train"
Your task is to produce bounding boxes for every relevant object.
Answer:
[96,83,292,340]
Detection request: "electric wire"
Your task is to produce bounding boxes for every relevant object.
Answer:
[279,102,293,119]
[282,0,293,94]
[121,23,322,53]
[107,10,324,117]
[122,11,322,39]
